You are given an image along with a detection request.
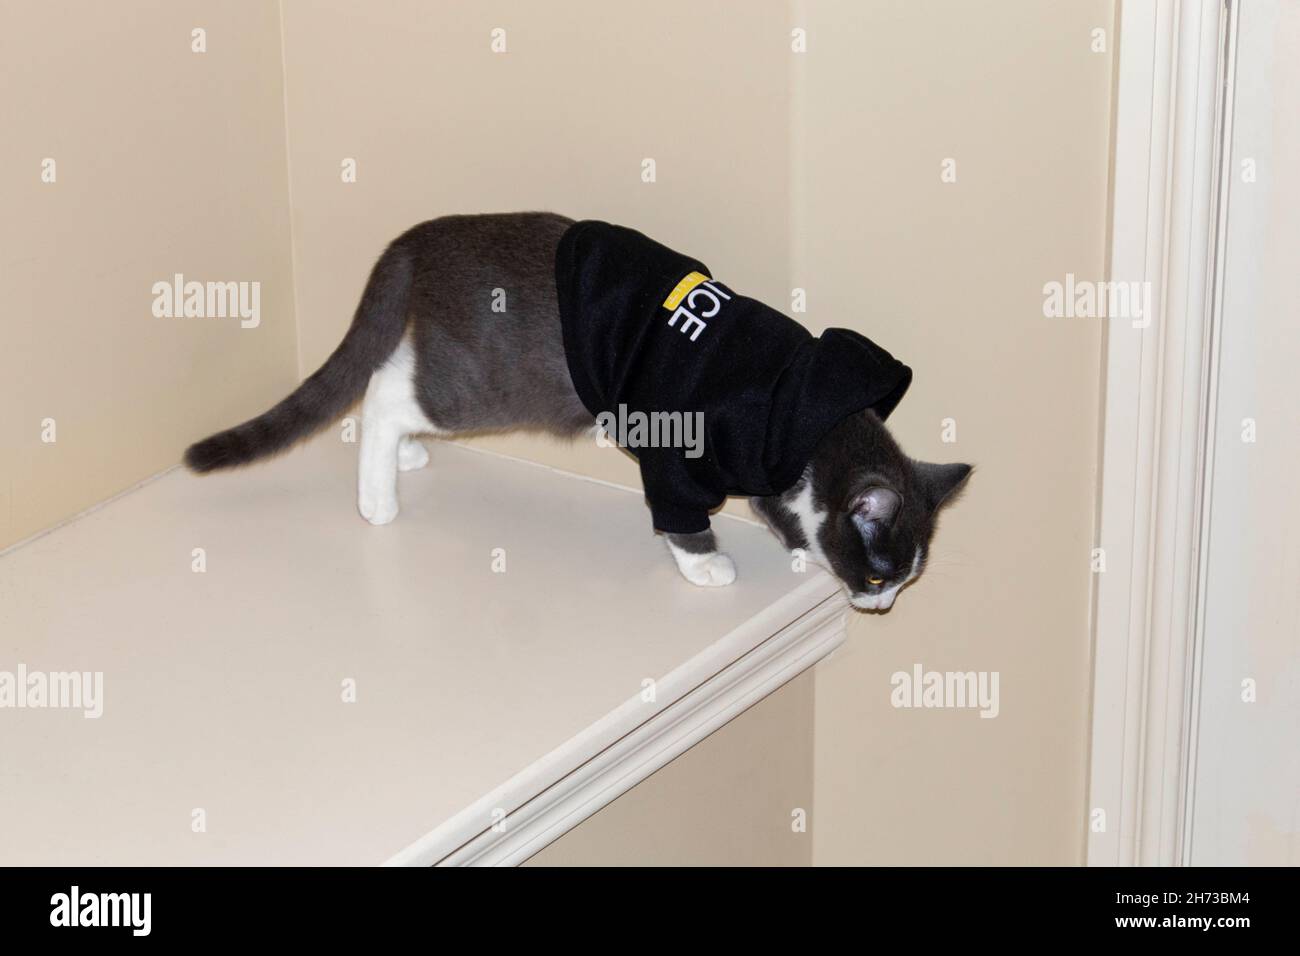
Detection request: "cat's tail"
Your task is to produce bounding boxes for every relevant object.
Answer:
[183,246,414,473]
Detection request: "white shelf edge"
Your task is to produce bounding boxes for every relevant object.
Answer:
[384,588,847,867]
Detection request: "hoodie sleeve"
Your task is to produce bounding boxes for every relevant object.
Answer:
[637,449,725,534]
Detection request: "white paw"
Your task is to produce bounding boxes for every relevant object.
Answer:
[358,490,399,526]
[398,438,429,472]
[676,552,737,588]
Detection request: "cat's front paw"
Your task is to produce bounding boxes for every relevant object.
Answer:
[675,552,737,588]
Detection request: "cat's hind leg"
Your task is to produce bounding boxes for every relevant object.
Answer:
[358,414,401,526]
[358,339,436,525]
[664,529,736,587]
[397,436,429,471]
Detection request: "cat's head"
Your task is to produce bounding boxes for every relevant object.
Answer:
[753,412,971,611]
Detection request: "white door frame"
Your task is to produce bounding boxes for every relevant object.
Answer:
[1086,0,1237,866]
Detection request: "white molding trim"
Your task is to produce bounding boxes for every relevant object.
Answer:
[1087,0,1236,866]
[385,593,848,866]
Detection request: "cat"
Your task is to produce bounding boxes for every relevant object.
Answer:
[184,212,970,611]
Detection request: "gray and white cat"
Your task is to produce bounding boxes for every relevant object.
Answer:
[185,212,970,611]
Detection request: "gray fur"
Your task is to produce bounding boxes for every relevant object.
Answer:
[664,529,719,555]
[401,213,593,436]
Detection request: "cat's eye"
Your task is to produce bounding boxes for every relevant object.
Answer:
[867,576,885,586]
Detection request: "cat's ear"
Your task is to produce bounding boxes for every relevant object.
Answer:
[849,486,902,537]
[915,461,972,511]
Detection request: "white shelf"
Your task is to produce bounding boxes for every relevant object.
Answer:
[0,435,845,865]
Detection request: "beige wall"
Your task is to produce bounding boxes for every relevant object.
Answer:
[0,0,299,550]
[798,0,1113,864]
[278,0,790,517]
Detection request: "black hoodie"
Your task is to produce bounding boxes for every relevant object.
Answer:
[555,220,912,534]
